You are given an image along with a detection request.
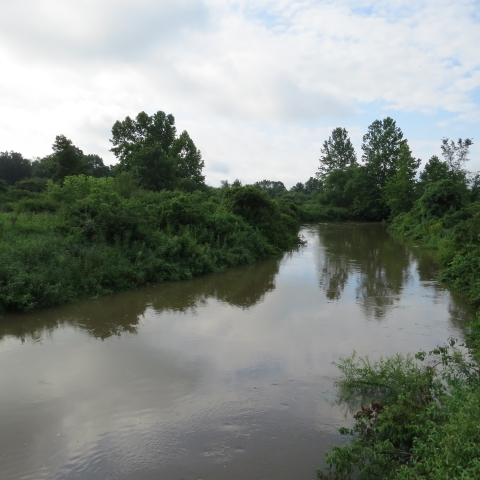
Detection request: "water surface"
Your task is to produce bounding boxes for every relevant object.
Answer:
[0,224,473,480]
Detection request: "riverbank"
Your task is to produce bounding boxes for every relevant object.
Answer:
[0,178,301,313]
[318,204,480,479]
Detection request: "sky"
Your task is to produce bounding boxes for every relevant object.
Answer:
[1,0,479,188]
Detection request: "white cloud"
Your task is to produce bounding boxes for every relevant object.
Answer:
[0,0,479,185]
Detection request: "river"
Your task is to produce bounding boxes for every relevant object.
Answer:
[0,224,474,480]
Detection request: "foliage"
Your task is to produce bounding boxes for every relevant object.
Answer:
[14,177,48,193]
[419,179,465,218]
[253,179,287,198]
[223,185,300,251]
[83,154,112,178]
[318,128,357,180]
[31,156,54,178]
[0,177,300,313]
[48,135,90,182]
[320,165,358,209]
[110,110,205,191]
[0,151,32,185]
[419,155,449,186]
[318,331,480,480]
[383,143,421,218]
[170,130,206,186]
[317,128,480,479]
[440,137,473,181]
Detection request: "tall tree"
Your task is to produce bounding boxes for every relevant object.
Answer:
[361,117,405,185]
[110,111,176,167]
[170,131,205,186]
[110,111,205,191]
[441,138,473,174]
[0,151,32,185]
[419,155,450,185]
[383,142,421,217]
[352,117,406,220]
[318,127,357,180]
[304,176,321,194]
[440,137,473,184]
[48,135,89,182]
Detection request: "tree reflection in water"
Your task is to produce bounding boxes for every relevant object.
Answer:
[0,257,281,342]
[317,223,413,320]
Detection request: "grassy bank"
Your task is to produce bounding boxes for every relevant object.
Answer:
[0,177,301,313]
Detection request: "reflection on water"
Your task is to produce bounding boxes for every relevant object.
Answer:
[318,223,412,319]
[0,224,475,480]
[0,258,280,342]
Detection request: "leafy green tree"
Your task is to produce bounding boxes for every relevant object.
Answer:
[253,180,287,198]
[31,157,54,179]
[352,117,406,220]
[128,146,175,191]
[83,154,112,178]
[110,111,205,191]
[469,172,480,202]
[48,135,89,182]
[318,127,357,180]
[383,143,421,218]
[441,137,473,180]
[322,165,358,208]
[419,155,449,184]
[304,176,321,194]
[0,151,32,185]
[110,111,176,164]
[362,117,405,186]
[290,182,305,193]
[315,128,357,211]
[170,131,205,186]
[419,179,465,218]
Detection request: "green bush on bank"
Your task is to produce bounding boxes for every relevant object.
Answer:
[0,176,301,313]
[319,320,480,480]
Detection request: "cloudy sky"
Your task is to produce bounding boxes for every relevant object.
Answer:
[1,0,479,187]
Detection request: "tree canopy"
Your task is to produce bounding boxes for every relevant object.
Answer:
[253,180,287,198]
[0,151,32,185]
[318,127,357,180]
[110,110,205,191]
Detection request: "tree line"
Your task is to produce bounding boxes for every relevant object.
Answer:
[0,110,207,196]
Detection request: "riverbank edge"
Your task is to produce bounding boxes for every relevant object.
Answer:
[318,220,480,479]
[0,183,303,315]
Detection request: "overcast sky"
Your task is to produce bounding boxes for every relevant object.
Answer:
[1,0,479,187]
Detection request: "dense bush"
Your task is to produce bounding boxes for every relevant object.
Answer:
[319,322,480,480]
[0,177,300,313]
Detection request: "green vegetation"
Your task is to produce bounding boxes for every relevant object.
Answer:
[318,329,480,480]
[0,111,301,313]
[2,110,479,477]
[305,122,480,478]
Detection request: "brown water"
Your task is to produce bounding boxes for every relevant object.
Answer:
[0,224,474,480]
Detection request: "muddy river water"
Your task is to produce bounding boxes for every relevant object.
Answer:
[0,224,474,480]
